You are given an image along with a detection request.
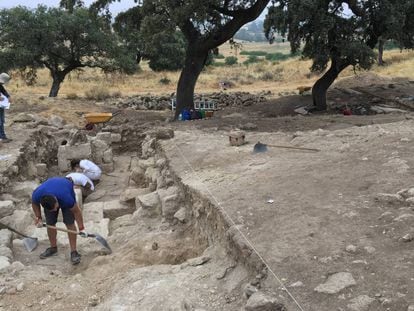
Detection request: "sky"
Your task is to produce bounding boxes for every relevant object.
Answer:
[0,0,137,15]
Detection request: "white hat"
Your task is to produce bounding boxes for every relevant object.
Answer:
[0,73,10,84]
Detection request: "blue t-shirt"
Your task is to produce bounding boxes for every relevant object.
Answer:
[32,177,76,210]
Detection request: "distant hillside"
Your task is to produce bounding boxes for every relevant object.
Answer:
[234,20,284,43]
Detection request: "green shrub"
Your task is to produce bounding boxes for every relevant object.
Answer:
[265,52,289,61]
[213,53,225,59]
[243,55,262,65]
[225,56,238,65]
[240,50,268,56]
[211,61,226,67]
[382,40,400,50]
[159,77,171,85]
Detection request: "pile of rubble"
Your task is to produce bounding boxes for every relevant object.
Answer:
[114,92,270,111]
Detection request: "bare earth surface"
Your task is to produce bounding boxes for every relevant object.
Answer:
[1,74,414,310]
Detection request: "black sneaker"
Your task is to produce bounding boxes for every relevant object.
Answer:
[70,250,81,265]
[39,247,58,259]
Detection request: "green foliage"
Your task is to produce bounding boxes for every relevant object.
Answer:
[0,5,137,96]
[144,30,186,71]
[381,40,401,50]
[240,50,268,56]
[264,0,413,73]
[243,55,262,65]
[211,61,226,67]
[114,7,186,71]
[159,77,171,85]
[265,52,296,61]
[213,54,225,59]
[225,56,238,66]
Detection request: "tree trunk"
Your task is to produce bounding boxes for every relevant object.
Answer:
[48,71,65,97]
[175,50,208,119]
[378,38,385,66]
[312,57,348,111]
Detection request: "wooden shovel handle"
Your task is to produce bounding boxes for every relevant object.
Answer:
[44,224,79,235]
[44,224,96,238]
[266,144,320,152]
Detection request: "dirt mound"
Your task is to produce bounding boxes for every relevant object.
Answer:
[334,72,392,89]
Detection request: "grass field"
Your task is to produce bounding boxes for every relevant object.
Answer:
[6,42,414,100]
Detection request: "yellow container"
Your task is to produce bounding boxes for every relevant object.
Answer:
[84,112,113,124]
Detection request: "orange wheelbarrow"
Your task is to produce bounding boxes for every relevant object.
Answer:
[83,111,121,130]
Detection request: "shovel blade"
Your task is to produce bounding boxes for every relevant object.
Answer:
[253,142,268,153]
[94,234,112,253]
[23,237,38,252]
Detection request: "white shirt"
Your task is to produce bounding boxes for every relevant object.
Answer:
[0,96,10,109]
[66,172,95,190]
[79,159,101,181]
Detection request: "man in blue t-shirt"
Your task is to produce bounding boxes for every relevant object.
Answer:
[32,177,87,265]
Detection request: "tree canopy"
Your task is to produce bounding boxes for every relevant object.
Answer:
[94,0,270,118]
[0,5,137,97]
[264,0,414,111]
[113,7,186,71]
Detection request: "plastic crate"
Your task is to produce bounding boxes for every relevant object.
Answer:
[171,98,217,111]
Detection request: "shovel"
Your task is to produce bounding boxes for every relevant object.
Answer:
[0,222,38,252]
[44,224,112,254]
[253,141,320,153]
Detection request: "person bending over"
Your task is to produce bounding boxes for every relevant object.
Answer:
[31,177,88,265]
[70,158,102,181]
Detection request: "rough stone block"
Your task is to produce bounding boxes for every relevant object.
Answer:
[245,292,286,311]
[145,167,161,184]
[103,149,113,163]
[137,158,156,170]
[65,143,92,159]
[120,188,150,203]
[174,208,187,223]
[0,200,14,218]
[103,200,135,220]
[58,145,69,171]
[11,181,39,201]
[0,229,12,248]
[136,192,160,217]
[111,133,122,143]
[96,132,112,144]
[157,186,180,201]
[161,194,180,219]
[0,246,12,260]
[35,163,48,177]
[1,210,33,234]
[0,256,10,271]
[130,167,146,187]
[83,202,104,223]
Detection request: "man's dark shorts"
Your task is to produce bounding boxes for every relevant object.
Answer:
[44,207,74,225]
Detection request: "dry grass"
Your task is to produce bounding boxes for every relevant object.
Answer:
[6,42,414,99]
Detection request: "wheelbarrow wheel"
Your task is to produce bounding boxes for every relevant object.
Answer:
[85,123,95,131]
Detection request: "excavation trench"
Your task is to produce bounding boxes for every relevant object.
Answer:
[0,126,266,310]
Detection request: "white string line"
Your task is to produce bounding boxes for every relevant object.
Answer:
[173,144,306,311]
